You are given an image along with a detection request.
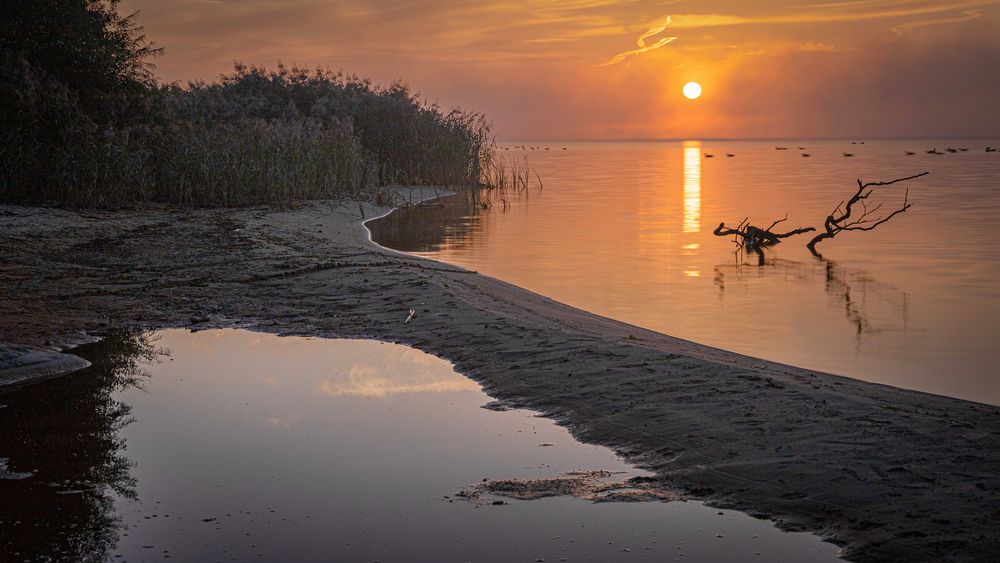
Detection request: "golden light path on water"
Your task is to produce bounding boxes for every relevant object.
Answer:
[682,141,702,277]
[682,141,701,234]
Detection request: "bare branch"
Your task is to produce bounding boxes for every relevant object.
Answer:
[764,213,789,232]
[859,171,929,189]
[713,223,743,238]
[807,173,926,257]
[843,189,911,232]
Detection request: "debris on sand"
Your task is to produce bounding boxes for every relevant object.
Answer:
[455,471,680,504]
[480,400,513,412]
[0,458,33,480]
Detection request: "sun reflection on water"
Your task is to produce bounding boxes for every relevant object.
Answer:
[682,141,702,277]
[682,142,702,234]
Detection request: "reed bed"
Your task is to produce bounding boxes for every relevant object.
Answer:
[1,61,493,208]
[468,153,540,210]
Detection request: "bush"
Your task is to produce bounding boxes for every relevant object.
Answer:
[0,4,492,207]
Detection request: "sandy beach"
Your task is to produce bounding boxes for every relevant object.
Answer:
[1,197,998,562]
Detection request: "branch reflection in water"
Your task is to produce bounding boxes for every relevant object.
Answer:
[0,330,163,561]
[713,258,913,349]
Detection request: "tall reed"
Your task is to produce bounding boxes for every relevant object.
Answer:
[0,61,493,207]
[467,152,539,209]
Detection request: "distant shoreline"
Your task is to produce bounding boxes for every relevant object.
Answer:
[1,195,999,562]
[495,136,1000,144]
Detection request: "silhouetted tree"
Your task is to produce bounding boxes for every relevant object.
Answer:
[1,0,161,122]
[0,0,161,202]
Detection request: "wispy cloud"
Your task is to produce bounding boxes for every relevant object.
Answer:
[890,9,985,35]
[601,16,677,66]
[665,0,997,30]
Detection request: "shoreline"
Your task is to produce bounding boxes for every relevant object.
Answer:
[1,196,999,562]
[362,195,999,411]
[361,188,456,258]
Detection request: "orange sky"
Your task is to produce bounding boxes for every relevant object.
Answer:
[122,0,1000,140]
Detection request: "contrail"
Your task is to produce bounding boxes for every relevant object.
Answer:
[601,16,677,66]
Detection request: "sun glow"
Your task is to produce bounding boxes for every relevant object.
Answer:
[683,81,702,100]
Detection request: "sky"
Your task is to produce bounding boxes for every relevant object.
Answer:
[121,0,1000,140]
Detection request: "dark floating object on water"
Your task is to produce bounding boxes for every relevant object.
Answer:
[798,147,805,150]
[775,146,788,150]
[726,153,735,157]
[802,153,811,157]
[926,148,942,155]
[851,141,857,144]
[905,151,915,155]
[842,152,854,157]
[946,147,957,153]
[959,148,969,152]
[704,153,715,158]
[987,146,997,152]
[562,147,567,150]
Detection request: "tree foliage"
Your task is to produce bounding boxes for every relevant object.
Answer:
[1,0,160,121]
[0,3,492,207]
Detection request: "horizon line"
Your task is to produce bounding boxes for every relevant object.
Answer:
[498,135,1000,144]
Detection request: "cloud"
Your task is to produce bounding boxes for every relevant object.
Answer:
[665,0,997,30]
[264,416,293,430]
[890,10,985,35]
[315,363,479,399]
[710,26,1000,138]
[798,42,846,51]
[601,16,677,66]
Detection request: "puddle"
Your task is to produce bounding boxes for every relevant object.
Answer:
[0,329,842,561]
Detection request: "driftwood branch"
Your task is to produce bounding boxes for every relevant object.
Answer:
[806,171,928,256]
[714,215,815,265]
[714,215,815,248]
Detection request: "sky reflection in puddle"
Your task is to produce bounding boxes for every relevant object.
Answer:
[0,329,841,561]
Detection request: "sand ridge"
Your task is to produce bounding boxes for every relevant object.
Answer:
[1,198,998,562]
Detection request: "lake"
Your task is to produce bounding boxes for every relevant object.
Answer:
[370,139,1000,405]
[0,329,840,562]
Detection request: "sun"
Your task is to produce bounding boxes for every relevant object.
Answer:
[682,81,702,100]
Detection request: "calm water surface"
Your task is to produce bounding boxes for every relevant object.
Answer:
[0,329,839,561]
[371,140,1000,405]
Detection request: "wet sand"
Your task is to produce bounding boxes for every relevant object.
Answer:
[1,197,998,562]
